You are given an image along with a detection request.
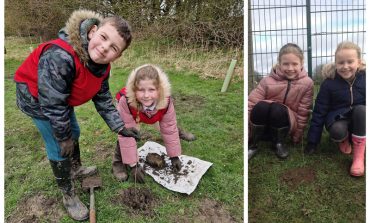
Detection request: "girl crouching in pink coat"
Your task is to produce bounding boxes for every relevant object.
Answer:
[113,64,189,183]
[248,43,314,159]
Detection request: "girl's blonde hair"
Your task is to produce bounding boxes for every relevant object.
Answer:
[335,41,362,60]
[278,43,304,64]
[322,41,366,79]
[132,65,160,91]
[126,64,171,110]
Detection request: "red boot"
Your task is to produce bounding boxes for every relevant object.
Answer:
[350,135,366,177]
[339,136,352,154]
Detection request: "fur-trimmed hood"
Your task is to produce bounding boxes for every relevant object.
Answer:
[125,64,171,110]
[321,60,366,79]
[64,10,103,64]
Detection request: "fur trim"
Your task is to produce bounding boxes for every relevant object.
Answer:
[321,60,366,79]
[65,10,103,64]
[321,63,336,79]
[126,64,171,110]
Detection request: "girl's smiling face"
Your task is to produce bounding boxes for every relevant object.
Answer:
[279,53,303,79]
[135,79,159,107]
[335,49,361,80]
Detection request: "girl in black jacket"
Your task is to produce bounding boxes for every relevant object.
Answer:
[305,41,366,177]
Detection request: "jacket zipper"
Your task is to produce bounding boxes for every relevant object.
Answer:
[283,80,291,104]
[348,75,357,109]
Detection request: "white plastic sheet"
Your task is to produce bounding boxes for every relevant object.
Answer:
[138,141,213,195]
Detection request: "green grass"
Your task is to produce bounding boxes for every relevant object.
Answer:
[248,73,365,222]
[5,38,243,222]
[248,124,365,222]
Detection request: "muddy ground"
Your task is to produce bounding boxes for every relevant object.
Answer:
[6,193,64,223]
[280,167,316,191]
[6,184,238,222]
[172,93,206,113]
[248,167,317,222]
[188,198,238,223]
[114,187,237,222]
[114,187,157,217]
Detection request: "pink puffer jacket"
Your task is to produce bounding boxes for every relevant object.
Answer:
[248,66,314,143]
[117,64,181,165]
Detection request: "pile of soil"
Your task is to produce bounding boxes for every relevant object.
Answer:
[115,187,156,217]
[280,167,316,190]
[141,153,194,184]
[146,153,166,169]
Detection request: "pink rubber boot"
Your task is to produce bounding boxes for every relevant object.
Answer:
[350,135,366,177]
[339,136,352,154]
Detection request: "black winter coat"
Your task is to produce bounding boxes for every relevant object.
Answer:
[307,70,366,144]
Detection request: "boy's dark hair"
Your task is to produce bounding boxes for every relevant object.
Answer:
[100,16,132,51]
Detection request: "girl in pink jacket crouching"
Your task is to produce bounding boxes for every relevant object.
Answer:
[248,43,314,159]
[113,64,194,183]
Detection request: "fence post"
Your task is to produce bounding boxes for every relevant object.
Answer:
[306,0,313,78]
[221,59,237,92]
[248,0,255,90]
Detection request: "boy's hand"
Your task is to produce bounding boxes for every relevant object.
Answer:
[119,127,140,141]
[170,157,182,172]
[60,138,74,157]
[130,164,145,183]
[304,143,317,155]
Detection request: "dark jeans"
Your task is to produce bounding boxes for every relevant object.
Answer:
[250,101,290,128]
[329,105,366,141]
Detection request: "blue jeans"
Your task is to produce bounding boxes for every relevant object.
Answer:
[32,112,80,161]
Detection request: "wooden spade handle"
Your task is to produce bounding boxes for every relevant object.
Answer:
[90,187,96,223]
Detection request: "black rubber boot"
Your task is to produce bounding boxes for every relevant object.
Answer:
[271,126,290,159]
[49,159,88,221]
[112,141,128,181]
[71,140,97,179]
[248,123,265,160]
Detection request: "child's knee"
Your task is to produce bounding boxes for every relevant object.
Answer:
[352,105,365,117]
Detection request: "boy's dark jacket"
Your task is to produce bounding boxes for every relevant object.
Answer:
[14,10,124,142]
[307,69,366,144]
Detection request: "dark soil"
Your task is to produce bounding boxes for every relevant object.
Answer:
[140,152,193,184]
[146,153,166,169]
[280,167,316,190]
[6,193,64,223]
[115,187,156,217]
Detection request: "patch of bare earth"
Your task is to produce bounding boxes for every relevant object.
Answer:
[92,143,112,162]
[173,93,205,113]
[6,193,65,223]
[280,167,316,190]
[248,208,268,223]
[114,187,156,218]
[189,198,237,223]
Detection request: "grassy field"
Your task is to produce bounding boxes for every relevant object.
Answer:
[248,110,365,221]
[4,37,244,222]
